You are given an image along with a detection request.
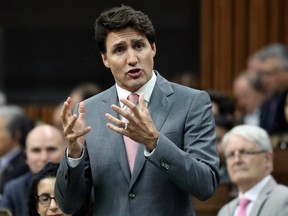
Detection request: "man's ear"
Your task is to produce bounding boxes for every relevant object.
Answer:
[151,43,156,57]
[101,53,110,68]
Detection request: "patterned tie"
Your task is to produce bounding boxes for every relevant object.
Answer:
[237,197,251,216]
[123,93,139,174]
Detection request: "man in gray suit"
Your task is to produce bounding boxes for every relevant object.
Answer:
[217,125,288,216]
[55,5,219,216]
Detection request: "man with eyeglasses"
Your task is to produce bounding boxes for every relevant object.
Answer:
[217,125,288,216]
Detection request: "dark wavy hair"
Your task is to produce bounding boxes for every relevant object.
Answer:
[28,162,59,216]
[94,5,156,54]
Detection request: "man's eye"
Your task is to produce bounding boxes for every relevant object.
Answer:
[114,47,125,53]
[31,149,41,153]
[47,147,57,153]
[135,43,144,50]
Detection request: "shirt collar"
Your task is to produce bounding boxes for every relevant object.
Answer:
[116,71,157,108]
[238,175,272,202]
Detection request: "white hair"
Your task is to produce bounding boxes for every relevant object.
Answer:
[222,125,272,152]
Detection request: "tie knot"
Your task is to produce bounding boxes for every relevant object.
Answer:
[239,197,251,208]
[128,93,139,105]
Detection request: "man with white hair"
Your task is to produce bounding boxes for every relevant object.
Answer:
[217,125,288,216]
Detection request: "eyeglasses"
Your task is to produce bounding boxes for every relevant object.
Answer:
[37,194,57,206]
[226,150,267,160]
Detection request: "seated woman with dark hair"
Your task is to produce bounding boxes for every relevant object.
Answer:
[28,163,71,216]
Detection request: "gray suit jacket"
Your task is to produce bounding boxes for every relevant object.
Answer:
[217,177,288,216]
[55,72,219,216]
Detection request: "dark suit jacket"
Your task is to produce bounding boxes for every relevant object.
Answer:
[55,72,220,216]
[260,91,288,135]
[0,150,29,195]
[0,171,33,216]
[217,177,288,216]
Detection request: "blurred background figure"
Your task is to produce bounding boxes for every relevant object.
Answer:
[256,43,288,97]
[0,92,7,107]
[28,163,71,216]
[255,43,288,135]
[246,51,263,74]
[0,124,66,216]
[68,82,101,110]
[270,93,288,149]
[207,90,236,124]
[233,72,267,126]
[218,125,288,216]
[0,105,33,198]
[214,114,234,184]
[52,82,101,130]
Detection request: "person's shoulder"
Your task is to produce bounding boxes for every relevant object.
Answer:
[217,198,237,216]
[8,151,28,168]
[170,82,209,99]
[4,172,32,191]
[273,184,288,194]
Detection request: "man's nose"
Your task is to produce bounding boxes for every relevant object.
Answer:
[127,49,138,65]
[231,151,242,162]
[40,151,49,161]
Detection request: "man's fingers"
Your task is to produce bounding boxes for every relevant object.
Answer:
[61,97,72,126]
[105,113,127,128]
[63,114,77,135]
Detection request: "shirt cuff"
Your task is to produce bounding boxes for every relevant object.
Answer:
[67,148,84,168]
[144,148,156,157]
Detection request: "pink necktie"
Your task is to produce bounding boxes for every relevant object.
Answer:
[237,197,251,216]
[123,93,139,174]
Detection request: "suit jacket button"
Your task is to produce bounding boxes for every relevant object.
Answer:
[128,193,136,199]
[160,161,170,170]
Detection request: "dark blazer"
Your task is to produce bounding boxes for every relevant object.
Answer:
[260,91,288,135]
[55,72,220,216]
[217,177,288,216]
[0,150,29,195]
[0,171,33,216]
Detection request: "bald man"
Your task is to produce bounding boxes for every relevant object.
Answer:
[0,124,66,216]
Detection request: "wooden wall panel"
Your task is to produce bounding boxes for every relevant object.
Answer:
[233,0,248,78]
[248,0,268,53]
[200,0,214,90]
[213,0,233,91]
[201,0,288,93]
[268,0,281,42]
[283,1,288,43]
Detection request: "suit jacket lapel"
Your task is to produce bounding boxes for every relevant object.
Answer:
[103,87,131,182]
[148,72,175,130]
[250,177,276,215]
[130,73,175,186]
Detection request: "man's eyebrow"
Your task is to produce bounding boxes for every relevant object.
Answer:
[46,146,57,150]
[30,147,41,151]
[112,41,126,48]
[112,38,145,48]
[131,38,145,43]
